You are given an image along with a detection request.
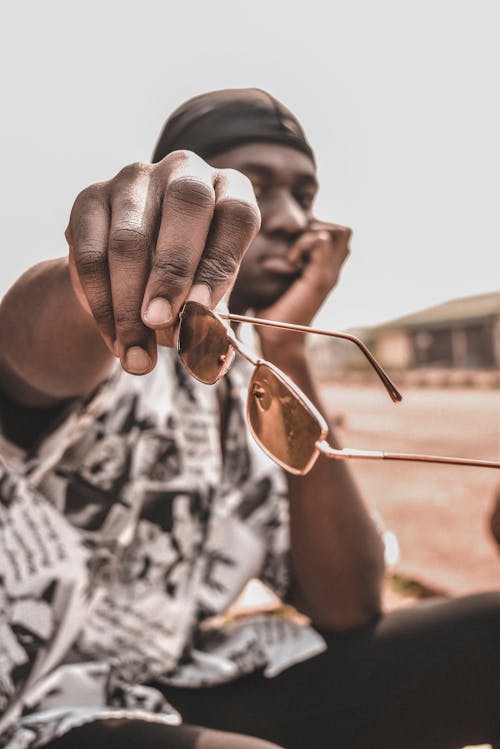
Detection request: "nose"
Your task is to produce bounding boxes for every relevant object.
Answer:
[261,191,309,236]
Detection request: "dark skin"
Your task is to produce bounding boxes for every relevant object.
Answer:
[0,143,384,630]
[211,144,385,628]
[0,151,259,403]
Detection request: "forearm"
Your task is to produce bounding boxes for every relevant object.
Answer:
[263,345,386,631]
[0,257,114,406]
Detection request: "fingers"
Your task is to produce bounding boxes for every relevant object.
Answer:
[142,158,260,329]
[189,167,260,306]
[288,222,352,288]
[309,218,353,243]
[67,151,261,374]
[67,185,114,352]
[68,166,159,373]
[327,222,352,264]
[107,164,158,373]
[289,221,352,265]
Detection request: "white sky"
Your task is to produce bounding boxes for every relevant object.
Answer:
[1,0,498,330]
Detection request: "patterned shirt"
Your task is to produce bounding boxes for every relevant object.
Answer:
[0,349,325,749]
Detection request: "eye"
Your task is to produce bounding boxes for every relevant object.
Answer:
[294,191,315,210]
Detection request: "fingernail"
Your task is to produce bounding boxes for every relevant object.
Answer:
[144,297,172,326]
[125,346,151,374]
[187,283,212,306]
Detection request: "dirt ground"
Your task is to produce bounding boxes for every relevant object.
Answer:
[233,384,498,749]
[320,384,500,595]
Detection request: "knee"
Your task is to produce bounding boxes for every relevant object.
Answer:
[196,728,285,748]
[456,591,500,632]
[444,591,500,670]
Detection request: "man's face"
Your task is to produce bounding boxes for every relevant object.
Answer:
[209,142,318,313]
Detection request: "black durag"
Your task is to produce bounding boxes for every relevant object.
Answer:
[151,88,315,165]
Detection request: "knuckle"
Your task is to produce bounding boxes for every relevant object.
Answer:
[216,197,261,237]
[328,225,352,244]
[175,148,197,162]
[155,149,201,175]
[195,251,239,289]
[69,184,107,238]
[166,176,215,211]
[163,149,207,170]
[75,245,106,280]
[114,303,142,328]
[152,249,193,287]
[109,224,148,255]
[73,182,106,209]
[334,223,352,238]
[114,161,150,184]
[160,149,191,166]
[91,297,114,329]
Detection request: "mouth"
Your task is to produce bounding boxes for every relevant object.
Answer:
[259,256,302,276]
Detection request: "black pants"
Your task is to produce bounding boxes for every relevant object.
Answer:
[46,592,500,749]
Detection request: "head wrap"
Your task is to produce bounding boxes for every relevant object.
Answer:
[151,88,315,165]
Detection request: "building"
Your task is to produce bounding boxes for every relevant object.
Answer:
[371,292,500,370]
[311,291,500,386]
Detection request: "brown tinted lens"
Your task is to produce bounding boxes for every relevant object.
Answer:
[178,302,234,384]
[247,363,322,474]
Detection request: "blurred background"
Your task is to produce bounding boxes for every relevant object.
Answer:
[1,0,499,598]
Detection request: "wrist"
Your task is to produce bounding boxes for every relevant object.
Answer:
[259,338,308,371]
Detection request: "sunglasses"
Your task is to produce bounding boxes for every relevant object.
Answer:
[177,301,500,475]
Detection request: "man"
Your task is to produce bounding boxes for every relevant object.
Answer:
[0,89,498,749]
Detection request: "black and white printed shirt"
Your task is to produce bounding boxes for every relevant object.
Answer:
[0,348,326,749]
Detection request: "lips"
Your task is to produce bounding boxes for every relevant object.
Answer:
[259,256,302,276]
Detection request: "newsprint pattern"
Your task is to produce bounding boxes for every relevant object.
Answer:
[0,350,326,748]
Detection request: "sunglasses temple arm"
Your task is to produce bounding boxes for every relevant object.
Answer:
[223,313,402,403]
[316,440,500,469]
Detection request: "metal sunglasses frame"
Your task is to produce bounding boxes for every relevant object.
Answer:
[177,301,500,474]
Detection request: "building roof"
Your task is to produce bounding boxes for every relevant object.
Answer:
[375,291,500,332]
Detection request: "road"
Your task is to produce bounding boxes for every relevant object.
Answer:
[320,384,500,594]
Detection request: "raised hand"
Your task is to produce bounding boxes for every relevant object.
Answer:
[66,150,260,374]
[254,220,351,353]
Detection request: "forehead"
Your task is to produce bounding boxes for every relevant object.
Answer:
[209,142,317,186]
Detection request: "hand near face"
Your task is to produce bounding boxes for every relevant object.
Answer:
[254,220,352,352]
[489,482,500,550]
[66,151,260,374]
